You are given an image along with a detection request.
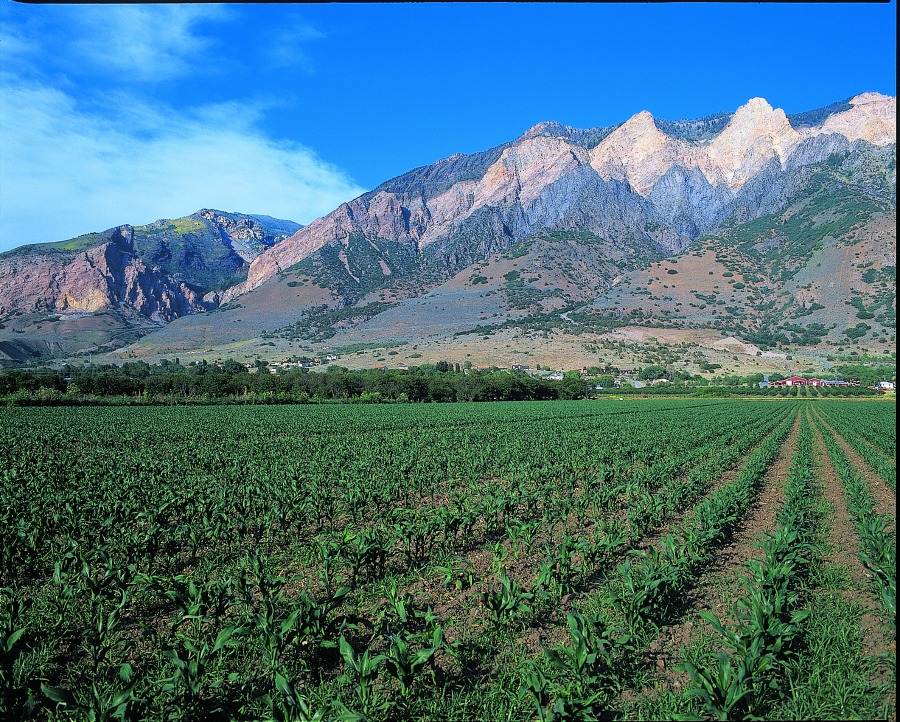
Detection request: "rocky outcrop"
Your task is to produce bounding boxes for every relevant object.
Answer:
[231,92,895,300]
[0,210,300,326]
[814,92,896,146]
[197,209,297,263]
[0,226,208,322]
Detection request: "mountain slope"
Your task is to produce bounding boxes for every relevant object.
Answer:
[225,92,894,310]
[1,92,894,365]
[0,211,300,359]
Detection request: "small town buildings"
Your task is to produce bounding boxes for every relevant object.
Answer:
[771,376,808,387]
[876,381,895,390]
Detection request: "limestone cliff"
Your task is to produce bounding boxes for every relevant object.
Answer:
[0,210,300,341]
[0,226,207,322]
[230,92,895,301]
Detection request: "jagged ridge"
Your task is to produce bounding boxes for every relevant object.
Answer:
[230,92,895,303]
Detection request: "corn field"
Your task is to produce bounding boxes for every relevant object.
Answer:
[0,398,895,720]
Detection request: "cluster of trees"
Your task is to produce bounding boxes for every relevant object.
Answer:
[0,360,592,404]
[1,357,885,406]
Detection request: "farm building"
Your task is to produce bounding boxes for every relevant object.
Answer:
[771,376,808,387]
[876,381,895,390]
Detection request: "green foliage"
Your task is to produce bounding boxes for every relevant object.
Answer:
[0,399,893,719]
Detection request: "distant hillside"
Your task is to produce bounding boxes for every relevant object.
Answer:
[0,92,894,365]
[0,210,300,359]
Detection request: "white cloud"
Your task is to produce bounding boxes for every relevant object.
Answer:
[0,3,231,84]
[67,5,231,82]
[268,20,326,72]
[0,81,367,250]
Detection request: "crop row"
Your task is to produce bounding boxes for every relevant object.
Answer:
[817,402,896,459]
[815,405,896,490]
[513,409,799,718]
[812,415,896,622]
[682,414,817,720]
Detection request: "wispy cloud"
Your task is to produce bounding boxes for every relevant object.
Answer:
[0,4,222,83]
[70,5,230,82]
[0,80,366,248]
[0,4,364,250]
[267,18,326,72]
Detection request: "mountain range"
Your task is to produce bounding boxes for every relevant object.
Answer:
[0,92,895,369]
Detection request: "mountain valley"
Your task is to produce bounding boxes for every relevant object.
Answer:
[1,92,894,376]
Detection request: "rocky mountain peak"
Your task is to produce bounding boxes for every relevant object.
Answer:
[603,110,660,144]
[850,91,893,107]
[178,92,900,304]
[520,121,573,141]
[197,209,267,243]
[588,109,677,195]
[705,97,799,187]
[817,92,896,145]
[718,97,794,144]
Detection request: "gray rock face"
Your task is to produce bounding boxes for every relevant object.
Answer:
[0,210,300,330]
[647,166,728,238]
[243,94,894,304]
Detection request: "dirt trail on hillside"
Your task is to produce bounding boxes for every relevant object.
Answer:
[812,407,896,520]
[647,408,802,684]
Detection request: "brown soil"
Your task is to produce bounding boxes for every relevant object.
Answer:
[812,407,896,520]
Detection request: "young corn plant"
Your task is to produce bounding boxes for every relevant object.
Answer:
[480,570,534,628]
[293,586,350,658]
[610,546,686,634]
[259,672,326,722]
[336,635,388,720]
[519,662,607,722]
[159,624,246,721]
[41,662,138,722]
[382,626,442,699]
[312,536,342,596]
[0,588,30,718]
[544,612,627,695]
[341,526,389,589]
[434,559,475,591]
[506,518,540,559]
[681,652,760,721]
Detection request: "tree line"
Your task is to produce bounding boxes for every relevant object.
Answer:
[0,359,881,406]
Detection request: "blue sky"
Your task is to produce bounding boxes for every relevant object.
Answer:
[0,2,895,252]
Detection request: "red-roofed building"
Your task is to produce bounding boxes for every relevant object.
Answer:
[771,376,808,387]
